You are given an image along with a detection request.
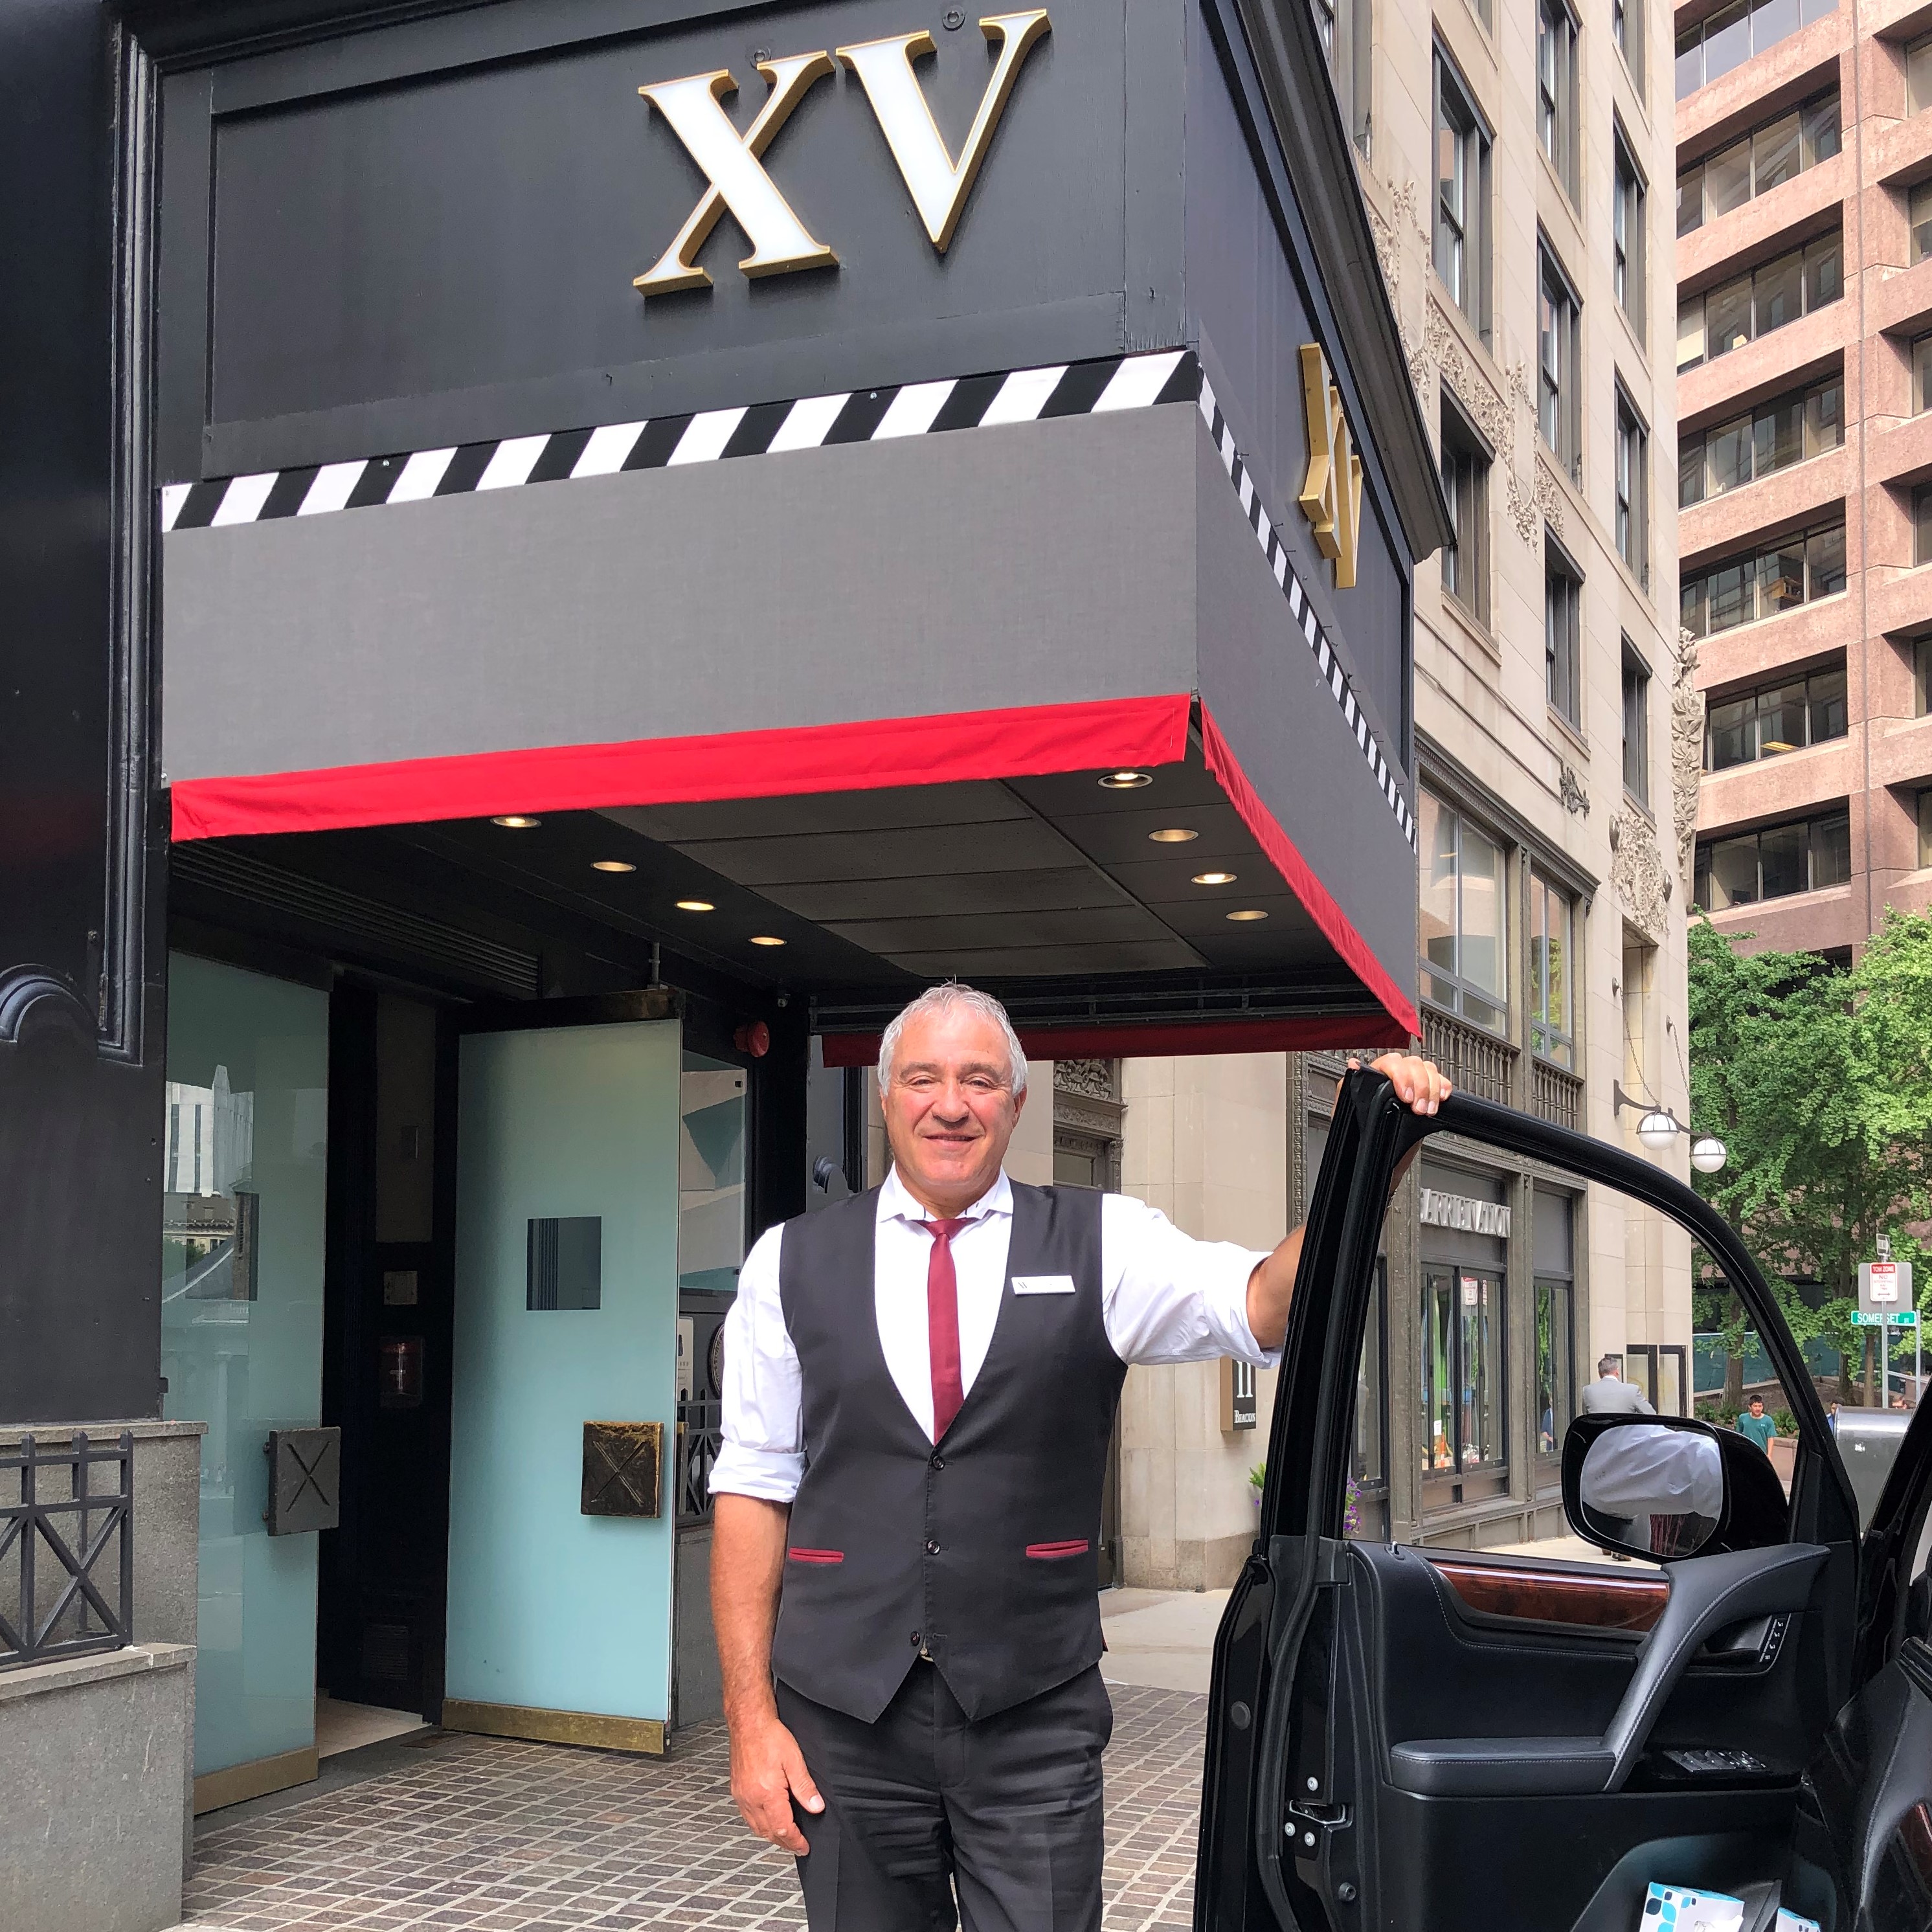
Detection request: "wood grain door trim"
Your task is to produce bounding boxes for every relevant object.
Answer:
[1424,1555,1669,1633]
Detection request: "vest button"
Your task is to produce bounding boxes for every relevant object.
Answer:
[930,1453,945,1470]
[925,1538,941,1556]
[910,1630,921,1648]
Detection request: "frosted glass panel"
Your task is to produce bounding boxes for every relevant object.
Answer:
[161,953,328,1778]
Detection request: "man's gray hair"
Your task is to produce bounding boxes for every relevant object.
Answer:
[878,983,1029,1097]
[1598,1354,1620,1377]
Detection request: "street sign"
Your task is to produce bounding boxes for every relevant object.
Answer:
[1850,1309,1920,1327]
[1859,1259,1913,1314]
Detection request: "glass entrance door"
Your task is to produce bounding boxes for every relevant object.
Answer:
[161,952,330,1806]
[444,1019,680,1751]
[1421,1265,1508,1507]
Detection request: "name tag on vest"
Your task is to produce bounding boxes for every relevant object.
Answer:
[1012,1275,1077,1295]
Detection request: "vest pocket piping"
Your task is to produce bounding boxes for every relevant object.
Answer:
[1024,1539,1091,1560]
[787,1547,844,1564]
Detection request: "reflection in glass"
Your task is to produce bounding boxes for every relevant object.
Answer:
[1537,1279,1575,1457]
[679,1053,747,1294]
[1577,1424,1723,1558]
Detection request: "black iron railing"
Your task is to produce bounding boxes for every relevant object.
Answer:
[676,1399,722,1525]
[0,1432,134,1672]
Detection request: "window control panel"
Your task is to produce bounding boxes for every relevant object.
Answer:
[1661,1747,1769,1777]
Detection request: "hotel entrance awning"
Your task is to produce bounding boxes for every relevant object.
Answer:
[163,352,1419,1052]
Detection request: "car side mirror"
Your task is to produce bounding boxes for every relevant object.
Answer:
[1562,1413,1789,1562]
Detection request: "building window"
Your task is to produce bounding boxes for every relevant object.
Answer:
[1913,183,1932,267]
[1423,1263,1507,1480]
[1916,637,1932,716]
[1680,521,1847,637]
[1439,396,1491,622]
[1613,0,1644,95]
[1545,542,1582,726]
[1676,0,1836,101]
[1676,93,1839,236]
[1312,0,1374,160]
[1695,810,1853,908]
[1915,336,1932,415]
[1909,32,1932,115]
[1534,1187,1577,1465]
[1676,232,1842,371]
[1419,788,1508,1034]
[1705,660,1847,770]
[1623,646,1651,802]
[1613,133,1646,334]
[1920,790,1932,870]
[1916,484,1932,568]
[1529,872,1575,1066]
[1539,245,1582,473]
[1538,0,1578,196]
[1678,374,1842,506]
[1614,387,1648,583]
[1434,49,1491,335]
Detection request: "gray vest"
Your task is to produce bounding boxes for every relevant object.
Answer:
[770,1181,1123,1723]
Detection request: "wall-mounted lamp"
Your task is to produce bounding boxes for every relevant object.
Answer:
[1612,1082,1727,1173]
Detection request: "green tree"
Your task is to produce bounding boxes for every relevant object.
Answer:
[1686,911,1932,1406]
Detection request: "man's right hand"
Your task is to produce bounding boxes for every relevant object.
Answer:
[728,1706,824,1854]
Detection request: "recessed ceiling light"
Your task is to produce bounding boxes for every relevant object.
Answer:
[675,899,715,913]
[748,934,787,947]
[1099,770,1153,790]
[1147,827,1199,844]
[490,814,541,828]
[1226,908,1270,922]
[592,860,636,873]
[1193,871,1237,886]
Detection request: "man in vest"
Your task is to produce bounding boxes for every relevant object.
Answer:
[709,983,1449,1931]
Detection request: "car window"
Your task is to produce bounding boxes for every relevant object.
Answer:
[1320,1143,1819,1570]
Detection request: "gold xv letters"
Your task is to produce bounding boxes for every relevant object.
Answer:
[1298,343,1364,590]
[635,11,1051,295]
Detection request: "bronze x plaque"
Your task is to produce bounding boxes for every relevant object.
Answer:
[581,1421,664,1518]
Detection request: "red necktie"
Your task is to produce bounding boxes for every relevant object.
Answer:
[921,1219,971,1442]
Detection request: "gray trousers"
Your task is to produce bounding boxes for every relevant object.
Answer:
[776,1661,1112,1932]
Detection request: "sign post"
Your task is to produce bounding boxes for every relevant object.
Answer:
[1856,1248,1918,1407]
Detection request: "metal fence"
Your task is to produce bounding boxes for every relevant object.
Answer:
[676,1399,722,1525]
[0,1432,134,1672]
[1421,1007,1519,1106]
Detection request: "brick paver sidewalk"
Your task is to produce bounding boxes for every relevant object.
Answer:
[183,1684,1206,1931]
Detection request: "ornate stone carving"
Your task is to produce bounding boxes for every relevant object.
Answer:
[1053,1058,1117,1101]
[1671,627,1706,903]
[1506,472,1539,546]
[1559,763,1590,817]
[1611,803,1668,945]
[1534,456,1567,537]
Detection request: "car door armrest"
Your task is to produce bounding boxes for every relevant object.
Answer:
[1601,1543,1828,1791]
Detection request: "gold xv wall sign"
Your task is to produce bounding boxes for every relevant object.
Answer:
[1298,343,1364,590]
[634,10,1051,294]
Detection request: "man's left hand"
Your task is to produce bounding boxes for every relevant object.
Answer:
[1360,1051,1452,1116]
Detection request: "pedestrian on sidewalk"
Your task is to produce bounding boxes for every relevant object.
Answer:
[1736,1393,1778,1453]
[1580,1353,1654,1415]
[707,982,1450,1931]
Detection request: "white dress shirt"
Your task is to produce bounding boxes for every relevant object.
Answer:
[709,1167,1279,1504]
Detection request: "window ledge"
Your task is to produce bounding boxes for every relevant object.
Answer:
[1547,706,1589,760]
[1438,592,1501,663]
[1613,300,1651,376]
[1679,442,1843,512]
[1686,585,1849,644]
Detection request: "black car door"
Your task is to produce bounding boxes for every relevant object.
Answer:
[1198,1073,1864,1932]
[1797,1396,1932,1929]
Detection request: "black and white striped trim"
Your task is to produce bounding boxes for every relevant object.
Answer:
[1194,373,1414,848]
[159,343,1410,844]
[159,349,1198,534]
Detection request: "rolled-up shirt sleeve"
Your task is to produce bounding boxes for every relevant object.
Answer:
[708,1222,805,1504]
[1101,1193,1280,1369]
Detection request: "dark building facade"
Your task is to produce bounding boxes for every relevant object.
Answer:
[0,0,1444,1920]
